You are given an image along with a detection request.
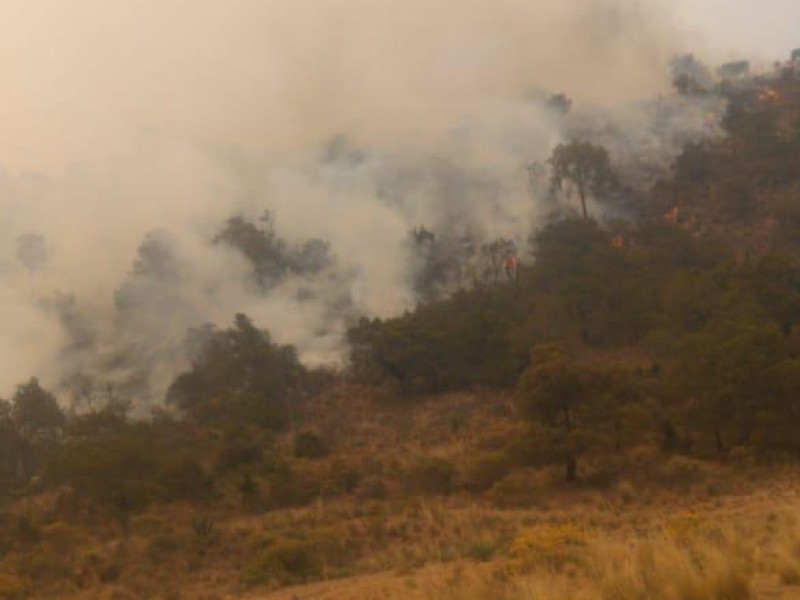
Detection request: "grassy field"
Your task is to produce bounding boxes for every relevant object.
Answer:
[2,389,800,599]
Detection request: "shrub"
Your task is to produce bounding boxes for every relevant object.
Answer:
[157,455,211,501]
[405,457,455,495]
[461,451,513,493]
[327,458,362,495]
[15,544,73,584]
[293,431,328,460]
[39,521,85,553]
[658,456,711,485]
[508,523,589,573]
[242,528,346,587]
[146,532,185,563]
[242,538,321,586]
[355,476,390,501]
[215,431,265,472]
[0,574,25,600]
[266,461,322,508]
[596,533,753,600]
[488,470,540,508]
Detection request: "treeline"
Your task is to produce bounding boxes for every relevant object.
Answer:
[1,72,800,522]
[351,75,800,478]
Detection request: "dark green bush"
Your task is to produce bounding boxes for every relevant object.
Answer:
[461,451,514,493]
[405,456,455,495]
[293,431,328,459]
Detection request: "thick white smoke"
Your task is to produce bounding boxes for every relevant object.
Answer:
[0,1,722,402]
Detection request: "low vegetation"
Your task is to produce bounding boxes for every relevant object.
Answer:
[1,68,800,599]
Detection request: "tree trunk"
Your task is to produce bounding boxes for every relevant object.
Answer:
[714,423,724,454]
[578,181,588,219]
[566,455,577,482]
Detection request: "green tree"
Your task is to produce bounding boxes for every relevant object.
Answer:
[0,399,23,488]
[673,313,784,453]
[517,345,593,482]
[167,314,313,430]
[11,378,64,442]
[549,141,618,219]
[670,54,713,97]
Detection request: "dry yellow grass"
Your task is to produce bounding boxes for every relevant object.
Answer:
[4,389,800,599]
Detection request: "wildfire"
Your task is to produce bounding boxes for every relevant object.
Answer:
[664,205,680,225]
[759,88,780,103]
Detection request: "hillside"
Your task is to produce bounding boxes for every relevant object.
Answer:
[2,66,800,600]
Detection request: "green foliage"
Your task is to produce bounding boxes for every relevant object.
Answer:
[242,527,351,587]
[42,407,214,519]
[349,286,528,395]
[43,425,163,515]
[672,310,784,453]
[214,211,333,287]
[242,537,322,586]
[549,141,619,218]
[167,314,319,430]
[518,346,644,481]
[11,378,64,441]
[215,426,268,472]
[157,454,211,501]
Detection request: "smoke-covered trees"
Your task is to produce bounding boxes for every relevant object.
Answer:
[349,286,528,395]
[549,141,619,219]
[670,54,714,97]
[0,400,22,487]
[11,378,64,442]
[406,227,522,302]
[214,212,333,288]
[167,314,316,430]
[15,233,50,272]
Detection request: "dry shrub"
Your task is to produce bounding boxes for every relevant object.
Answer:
[406,457,455,495]
[595,532,753,600]
[769,518,800,586]
[0,574,26,600]
[424,565,590,600]
[460,452,514,493]
[146,531,187,563]
[488,469,540,508]
[658,456,711,485]
[293,431,328,459]
[39,521,86,553]
[241,525,356,587]
[508,523,590,573]
[130,513,175,537]
[615,480,636,505]
[355,475,390,501]
[15,543,74,585]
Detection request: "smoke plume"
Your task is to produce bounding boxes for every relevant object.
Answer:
[0,1,723,403]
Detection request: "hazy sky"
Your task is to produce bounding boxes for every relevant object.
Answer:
[675,0,800,61]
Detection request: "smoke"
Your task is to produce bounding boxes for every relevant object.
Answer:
[0,0,723,402]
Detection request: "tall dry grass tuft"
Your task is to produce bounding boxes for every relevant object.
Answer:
[596,532,754,600]
[424,523,757,600]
